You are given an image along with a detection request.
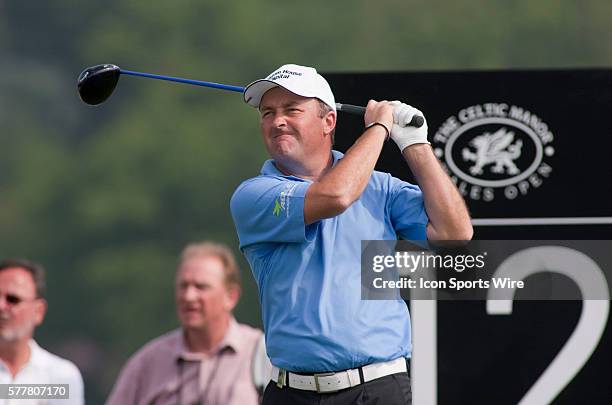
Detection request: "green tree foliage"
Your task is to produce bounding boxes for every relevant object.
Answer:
[2,0,612,402]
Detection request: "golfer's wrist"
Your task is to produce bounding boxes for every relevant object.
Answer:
[364,121,390,141]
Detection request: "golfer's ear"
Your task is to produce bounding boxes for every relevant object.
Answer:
[324,111,336,135]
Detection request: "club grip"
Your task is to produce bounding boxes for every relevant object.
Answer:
[335,103,425,128]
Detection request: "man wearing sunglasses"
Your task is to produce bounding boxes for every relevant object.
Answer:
[0,259,84,404]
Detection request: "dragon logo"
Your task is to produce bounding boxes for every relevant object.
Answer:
[462,128,523,176]
[432,103,554,202]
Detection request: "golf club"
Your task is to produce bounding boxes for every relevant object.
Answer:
[77,64,425,127]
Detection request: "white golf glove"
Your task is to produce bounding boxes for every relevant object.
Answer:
[390,101,429,152]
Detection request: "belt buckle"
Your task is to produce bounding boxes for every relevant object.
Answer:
[276,369,286,388]
[313,372,337,393]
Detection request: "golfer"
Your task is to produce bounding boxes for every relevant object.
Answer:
[230,64,472,404]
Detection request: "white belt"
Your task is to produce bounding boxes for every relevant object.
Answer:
[270,357,408,393]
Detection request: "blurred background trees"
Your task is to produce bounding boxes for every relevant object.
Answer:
[2,0,611,402]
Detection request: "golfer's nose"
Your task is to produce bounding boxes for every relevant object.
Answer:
[273,114,287,128]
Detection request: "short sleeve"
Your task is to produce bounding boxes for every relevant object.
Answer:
[388,176,429,240]
[231,176,315,249]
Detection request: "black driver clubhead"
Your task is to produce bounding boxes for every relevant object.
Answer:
[77,64,121,105]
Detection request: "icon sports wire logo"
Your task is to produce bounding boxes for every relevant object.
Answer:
[432,103,555,202]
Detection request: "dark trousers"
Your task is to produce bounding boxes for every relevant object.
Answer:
[262,372,411,405]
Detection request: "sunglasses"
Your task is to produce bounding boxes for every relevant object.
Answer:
[1,293,37,306]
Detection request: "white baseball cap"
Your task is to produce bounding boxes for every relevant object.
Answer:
[243,64,336,112]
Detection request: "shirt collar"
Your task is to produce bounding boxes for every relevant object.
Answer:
[176,317,242,361]
[24,340,44,372]
[27,340,40,362]
[221,317,244,353]
[261,150,344,177]
[0,340,40,375]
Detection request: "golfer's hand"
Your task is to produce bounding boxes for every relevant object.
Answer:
[364,100,394,138]
[390,101,429,152]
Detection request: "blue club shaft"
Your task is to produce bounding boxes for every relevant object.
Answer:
[119,68,423,126]
[120,69,245,93]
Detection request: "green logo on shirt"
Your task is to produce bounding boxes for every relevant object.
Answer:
[273,199,282,216]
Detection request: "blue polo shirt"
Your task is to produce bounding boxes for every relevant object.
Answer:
[230,150,428,372]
